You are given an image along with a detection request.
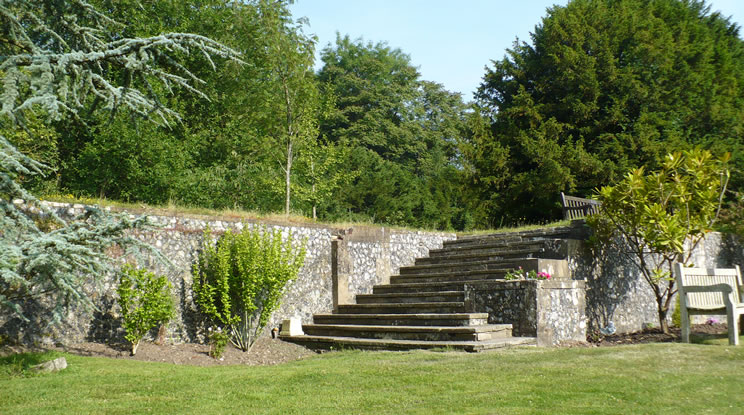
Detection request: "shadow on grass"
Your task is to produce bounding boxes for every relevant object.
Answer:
[690,332,744,346]
[0,351,62,377]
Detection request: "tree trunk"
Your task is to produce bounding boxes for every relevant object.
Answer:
[131,340,139,356]
[285,140,292,216]
[658,304,670,334]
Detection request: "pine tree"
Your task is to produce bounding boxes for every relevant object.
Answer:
[0,0,240,326]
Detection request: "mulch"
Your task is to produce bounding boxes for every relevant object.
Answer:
[1,323,732,366]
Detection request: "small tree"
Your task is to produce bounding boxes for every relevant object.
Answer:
[587,149,729,334]
[192,226,305,351]
[116,265,175,356]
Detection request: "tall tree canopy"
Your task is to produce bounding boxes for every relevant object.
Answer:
[0,0,238,325]
[10,0,320,215]
[317,36,470,229]
[470,0,744,225]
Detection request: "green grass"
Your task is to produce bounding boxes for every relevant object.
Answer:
[0,351,63,378]
[40,194,448,233]
[2,343,743,414]
[41,194,575,236]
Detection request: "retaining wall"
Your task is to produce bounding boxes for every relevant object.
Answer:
[0,202,455,345]
[568,227,744,334]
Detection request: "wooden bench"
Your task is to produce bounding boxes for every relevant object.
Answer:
[673,263,744,346]
[560,192,601,220]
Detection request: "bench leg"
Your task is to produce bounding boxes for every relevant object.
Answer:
[680,307,691,343]
[726,311,738,346]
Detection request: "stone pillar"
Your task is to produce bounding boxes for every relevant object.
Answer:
[535,280,587,346]
[331,238,351,312]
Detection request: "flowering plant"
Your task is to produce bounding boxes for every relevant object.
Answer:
[503,267,551,281]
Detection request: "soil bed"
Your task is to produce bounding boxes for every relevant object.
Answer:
[587,322,728,347]
[1,323,731,366]
[51,337,318,367]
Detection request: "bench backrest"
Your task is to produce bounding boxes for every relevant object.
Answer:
[560,192,601,220]
[674,264,742,310]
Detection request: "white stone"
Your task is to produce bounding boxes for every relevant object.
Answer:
[32,357,67,373]
[281,317,304,336]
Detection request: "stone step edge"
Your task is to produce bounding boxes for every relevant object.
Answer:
[399,261,522,272]
[419,248,545,262]
[377,279,516,290]
[449,226,577,243]
[392,269,511,279]
[280,335,537,352]
[430,239,547,255]
[302,324,512,333]
[313,313,489,319]
[357,291,464,299]
[338,302,465,309]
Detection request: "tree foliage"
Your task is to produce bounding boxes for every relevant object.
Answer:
[472,0,744,226]
[0,0,238,325]
[317,36,470,229]
[587,149,730,333]
[192,226,306,351]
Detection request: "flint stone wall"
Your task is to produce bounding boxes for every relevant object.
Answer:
[464,279,586,346]
[566,226,744,333]
[0,202,455,346]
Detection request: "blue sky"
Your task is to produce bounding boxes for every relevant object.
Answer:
[289,0,744,101]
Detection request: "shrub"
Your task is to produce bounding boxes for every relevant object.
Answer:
[116,265,175,355]
[718,192,744,237]
[192,225,306,352]
[587,149,729,334]
[207,326,229,359]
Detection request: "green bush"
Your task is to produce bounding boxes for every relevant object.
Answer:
[192,226,306,352]
[588,149,729,334]
[116,265,175,355]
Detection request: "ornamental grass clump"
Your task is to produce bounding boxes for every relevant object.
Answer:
[116,265,175,356]
[192,226,306,352]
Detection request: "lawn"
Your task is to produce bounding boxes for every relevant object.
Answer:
[2,341,743,415]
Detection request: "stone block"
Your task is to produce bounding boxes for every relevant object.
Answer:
[32,357,67,373]
[281,318,304,336]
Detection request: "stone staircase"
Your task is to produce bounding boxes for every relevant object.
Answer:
[282,225,583,352]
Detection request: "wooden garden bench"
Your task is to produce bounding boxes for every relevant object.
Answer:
[560,192,601,220]
[673,263,744,346]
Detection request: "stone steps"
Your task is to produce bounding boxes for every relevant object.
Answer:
[356,291,464,304]
[391,269,514,285]
[429,239,545,256]
[312,313,489,327]
[398,259,524,275]
[372,280,484,294]
[442,227,577,249]
[281,227,584,352]
[302,323,512,341]
[414,247,544,266]
[337,302,466,315]
[280,334,537,352]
